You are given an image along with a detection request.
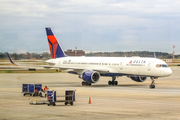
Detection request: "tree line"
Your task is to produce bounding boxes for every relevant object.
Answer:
[86,51,176,59]
[0,51,179,60]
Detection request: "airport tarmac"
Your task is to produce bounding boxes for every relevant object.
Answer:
[0,67,180,120]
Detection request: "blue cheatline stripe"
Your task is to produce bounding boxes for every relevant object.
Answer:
[48,39,54,58]
[100,73,150,77]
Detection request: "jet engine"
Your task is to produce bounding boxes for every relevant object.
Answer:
[79,71,100,83]
[130,76,147,82]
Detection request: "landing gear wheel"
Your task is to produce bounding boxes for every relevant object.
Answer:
[82,81,86,86]
[70,102,73,105]
[23,93,26,96]
[65,102,68,105]
[108,77,118,86]
[53,103,56,106]
[149,85,155,89]
[115,81,118,85]
[108,81,112,85]
[82,81,91,86]
[149,77,156,89]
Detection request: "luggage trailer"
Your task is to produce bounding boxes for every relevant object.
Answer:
[47,89,75,106]
[22,84,42,96]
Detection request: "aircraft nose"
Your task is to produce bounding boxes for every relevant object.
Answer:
[164,68,172,76]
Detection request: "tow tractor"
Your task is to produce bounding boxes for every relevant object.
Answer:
[39,89,47,97]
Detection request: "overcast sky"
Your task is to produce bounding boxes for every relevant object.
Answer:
[0,0,180,54]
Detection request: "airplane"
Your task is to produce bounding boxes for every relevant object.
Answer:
[7,27,172,89]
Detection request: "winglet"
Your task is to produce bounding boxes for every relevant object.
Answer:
[6,52,15,65]
[45,27,67,58]
[153,52,156,58]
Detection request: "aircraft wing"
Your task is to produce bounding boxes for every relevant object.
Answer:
[7,52,109,74]
[41,65,110,74]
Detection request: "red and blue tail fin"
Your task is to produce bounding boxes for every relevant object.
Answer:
[45,27,67,58]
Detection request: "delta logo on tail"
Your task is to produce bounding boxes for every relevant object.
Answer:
[46,28,66,58]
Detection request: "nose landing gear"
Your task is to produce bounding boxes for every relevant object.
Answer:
[149,77,157,89]
[108,76,118,85]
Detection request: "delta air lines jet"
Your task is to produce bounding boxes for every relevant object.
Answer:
[7,27,172,89]
[44,27,172,89]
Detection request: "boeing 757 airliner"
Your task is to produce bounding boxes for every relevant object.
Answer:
[7,27,172,89]
[44,27,172,88]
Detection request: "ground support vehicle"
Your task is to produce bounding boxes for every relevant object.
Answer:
[29,99,48,105]
[47,89,75,106]
[39,89,47,97]
[22,84,42,96]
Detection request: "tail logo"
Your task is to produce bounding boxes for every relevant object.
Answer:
[47,36,60,58]
[46,28,66,58]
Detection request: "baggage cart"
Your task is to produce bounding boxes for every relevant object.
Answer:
[22,84,42,96]
[47,89,75,106]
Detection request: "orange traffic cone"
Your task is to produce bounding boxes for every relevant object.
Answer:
[88,97,91,104]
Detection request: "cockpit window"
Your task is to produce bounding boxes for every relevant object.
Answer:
[162,64,168,67]
[156,64,161,68]
[156,64,169,68]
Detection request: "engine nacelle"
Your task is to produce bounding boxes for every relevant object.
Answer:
[130,76,147,82]
[79,71,100,83]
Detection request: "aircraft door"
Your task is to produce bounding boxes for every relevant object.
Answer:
[147,63,151,71]
[120,61,123,70]
[59,60,63,66]
[99,61,103,68]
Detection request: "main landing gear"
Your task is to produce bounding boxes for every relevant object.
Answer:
[149,77,156,89]
[108,76,118,85]
[82,81,91,86]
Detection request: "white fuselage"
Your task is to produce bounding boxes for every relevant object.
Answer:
[46,57,172,77]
